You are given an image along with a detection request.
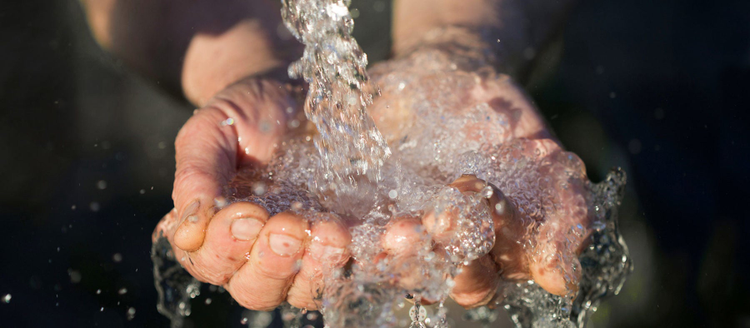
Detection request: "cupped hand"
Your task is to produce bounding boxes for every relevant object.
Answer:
[154,78,351,310]
[368,44,592,307]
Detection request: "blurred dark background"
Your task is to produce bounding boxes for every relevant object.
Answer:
[1,0,748,327]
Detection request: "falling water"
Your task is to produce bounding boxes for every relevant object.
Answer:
[151,0,632,327]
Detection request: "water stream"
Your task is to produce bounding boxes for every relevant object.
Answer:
[151,1,632,327]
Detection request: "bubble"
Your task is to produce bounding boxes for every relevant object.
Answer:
[252,182,266,196]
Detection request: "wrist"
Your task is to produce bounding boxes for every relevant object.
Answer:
[181,19,301,106]
[391,26,500,71]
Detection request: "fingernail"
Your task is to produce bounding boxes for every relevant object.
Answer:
[180,200,200,223]
[230,218,264,241]
[309,242,346,263]
[269,233,302,256]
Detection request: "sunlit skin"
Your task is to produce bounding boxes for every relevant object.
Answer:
[83,0,581,312]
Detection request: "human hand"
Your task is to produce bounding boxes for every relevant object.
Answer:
[153,78,351,310]
[368,43,591,307]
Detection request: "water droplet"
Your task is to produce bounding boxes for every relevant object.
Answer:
[126,307,136,320]
[388,189,398,199]
[69,270,81,283]
[253,182,267,196]
[221,118,235,126]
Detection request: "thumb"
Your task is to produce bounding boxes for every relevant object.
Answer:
[170,78,295,252]
[171,106,238,252]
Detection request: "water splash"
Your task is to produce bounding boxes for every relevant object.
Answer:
[151,0,631,327]
[282,0,390,189]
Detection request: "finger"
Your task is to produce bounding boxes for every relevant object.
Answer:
[182,202,269,285]
[287,213,351,310]
[425,176,502,308]
[529,226,583,297]
[422,175,487,242]
[383,216,427,255]
[450,255,500,308]
[486,184,530,282]
[225,211,307,311]
[172,81,291,252]
[528,148,589,296]
[382,216,430,290]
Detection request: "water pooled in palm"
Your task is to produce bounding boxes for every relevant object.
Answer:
[152,0,633,327]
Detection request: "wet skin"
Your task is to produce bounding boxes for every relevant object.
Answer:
[82,0,580,313]
[153,47,592,310]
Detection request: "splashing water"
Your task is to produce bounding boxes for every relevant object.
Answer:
[152,0,632,327]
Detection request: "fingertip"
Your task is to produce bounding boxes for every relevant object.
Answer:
[264,211,307,259]
[173,221,205,252]
[383,216,425,253]
[218,202,269,241]
[172,200,217,252]
[309,213,351,265]
[530,256,581,297]
[422,209,457,243]
[450,255,500,308]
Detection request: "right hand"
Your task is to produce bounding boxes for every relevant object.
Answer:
[153,77,351,311]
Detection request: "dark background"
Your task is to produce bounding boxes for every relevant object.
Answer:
[1,0,748,327]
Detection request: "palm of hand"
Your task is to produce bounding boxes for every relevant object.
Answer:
[155,49,593,311]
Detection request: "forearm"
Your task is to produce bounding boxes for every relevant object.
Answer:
[393,0,575,74]
[80,0,299,106]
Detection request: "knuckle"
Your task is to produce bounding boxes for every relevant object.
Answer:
[452,288,494,308]
[174,162,215,190]
[255,262,293,280]
[232,292,281,311]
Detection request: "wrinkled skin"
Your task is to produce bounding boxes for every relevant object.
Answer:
[153,47,592,311]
